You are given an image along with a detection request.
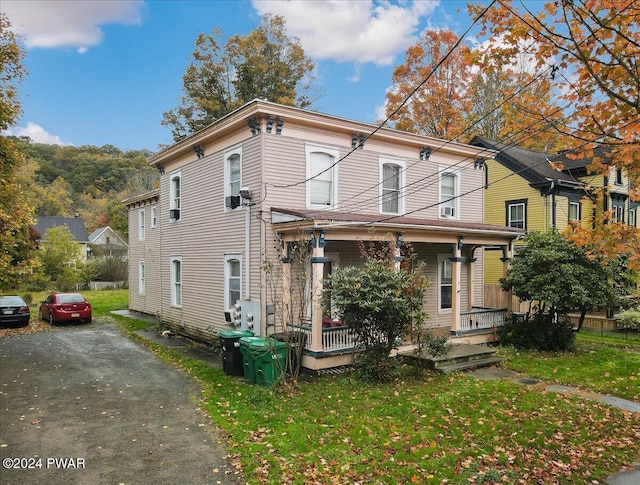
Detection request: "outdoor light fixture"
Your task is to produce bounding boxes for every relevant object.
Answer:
[193,143,204,158]
[420,146,433,160]
[239,187,252,200]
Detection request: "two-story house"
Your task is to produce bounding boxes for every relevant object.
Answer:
[33,216,90,262]
[471,136,638,309]
[125,100,523,371]
[88,226,129,260]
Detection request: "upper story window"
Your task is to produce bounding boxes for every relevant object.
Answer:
[138,209,145,241]
[225,147,242,210]
[439,171,458,218]
[569,201,581,222]
[615,168,623,185]
[380,158,405,215]
[506,199,527,229]
[306,144,339,208]
[151,206,157,228]
[170,256,182,307]
[170,173,181,220]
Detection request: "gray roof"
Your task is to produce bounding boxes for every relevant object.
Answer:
[469,136,601,188]
[33,217,89,243]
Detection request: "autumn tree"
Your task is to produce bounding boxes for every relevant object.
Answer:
[36,226,84,291]
[162,14,318,141]
[385,29,472,139]
[469,0,640,265]
[0,14,38,290]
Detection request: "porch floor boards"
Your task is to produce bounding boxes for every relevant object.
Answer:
[398,343,502,373]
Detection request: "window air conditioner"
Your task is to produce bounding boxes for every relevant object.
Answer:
[440,206,454,217]
[224,308,237,324]
[169,209,180,220]
[225,195,241,209]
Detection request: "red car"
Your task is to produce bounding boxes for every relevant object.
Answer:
[39,292,92,325]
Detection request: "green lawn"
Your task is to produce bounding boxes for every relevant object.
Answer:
[11,289,637,484]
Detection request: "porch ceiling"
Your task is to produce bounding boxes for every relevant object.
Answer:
[271,208,524,246]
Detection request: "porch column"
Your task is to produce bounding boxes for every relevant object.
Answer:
[468,249,477,311]
[450,237,464,333]
[501,245,513,311]
[281,242,292,329]
[310,230,327,353]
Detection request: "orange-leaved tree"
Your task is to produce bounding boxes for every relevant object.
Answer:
[469,0,640,268]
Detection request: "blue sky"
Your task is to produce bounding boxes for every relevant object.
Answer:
[2,0,484,152]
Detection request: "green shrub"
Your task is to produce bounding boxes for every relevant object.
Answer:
[352,349,400,383]
[616,310,640,332]
[500,312,575,351]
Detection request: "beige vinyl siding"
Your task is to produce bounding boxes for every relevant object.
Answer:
[158,136,263,339]
[128,201,161,316]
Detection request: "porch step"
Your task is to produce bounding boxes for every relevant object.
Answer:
[399,344,502,373]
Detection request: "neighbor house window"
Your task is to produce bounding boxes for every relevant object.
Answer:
[612,201,625,223]
[380,158,405,214]
[138,209,145,241]
[629,208,636,227]
[170,256,182,307]
[439,255,452,311]
[306,144,339,208]
[224,254,242,309]
[439,171,458,218]
[615,168,623,185]
[225,147,242,209]
[151,206,157,228]
[139,261,145,295]
[170,173,181,219]
[569,201,581,222]
[506,199,527,229]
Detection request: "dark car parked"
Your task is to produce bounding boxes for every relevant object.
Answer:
[39,292,92,325]
[0,296,31,327]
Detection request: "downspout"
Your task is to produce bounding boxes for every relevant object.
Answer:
[550,181,556,227]
[245,202,251,299]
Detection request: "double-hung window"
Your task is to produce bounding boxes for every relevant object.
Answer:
[612,202,624,223]
[170,256,182,307]
[439,171,458,218]
[506,199,527,229]
[380,158,405,214]
[569,201,581,222]
[139,261,145,295]
[306,145,338,208]
[225,147,242,209]
[170,173,181,220]
[151,206,157,228]
[138,209,145,241]
[224,254,242,310]
[629,208,636,227]
[439,255,452,312]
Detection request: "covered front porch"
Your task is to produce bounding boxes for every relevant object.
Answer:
[271,208,523,371]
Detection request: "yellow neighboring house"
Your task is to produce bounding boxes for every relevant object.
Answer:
[470,137,638,297]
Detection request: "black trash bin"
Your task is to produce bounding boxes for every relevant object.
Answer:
[219,330,254,376]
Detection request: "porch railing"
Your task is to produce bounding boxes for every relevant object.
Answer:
[287,323,356,353]
[459,307,508,333]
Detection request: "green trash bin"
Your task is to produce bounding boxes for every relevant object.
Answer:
[255,339,288,387]
[219,330,254,376]
[239,336,267,384]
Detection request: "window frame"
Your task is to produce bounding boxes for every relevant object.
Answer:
[151,206,157,228]
[629,208,636,227]
[224,146,242,211]
[569,201,581,222]
[138,209,145,241]
[506,199,527,229]
[615,168,623,185]
[224,254,242,310]
[438,255,453,313]
[170,256,182,307]
[439,169,459,219]
[306,144,339,209]
[379,157,405,215]
[139,260,145,295]
[170,172,181,217]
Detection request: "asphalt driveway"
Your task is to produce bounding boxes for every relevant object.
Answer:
[0,321,239,485]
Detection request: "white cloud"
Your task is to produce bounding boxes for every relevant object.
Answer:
[251,0,439,66]
[5,122,74,146]
[1,0,144,53]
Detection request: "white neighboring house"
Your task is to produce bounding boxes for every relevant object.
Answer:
[88,226,129,260]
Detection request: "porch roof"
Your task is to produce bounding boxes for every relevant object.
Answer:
[271,208,524,246]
